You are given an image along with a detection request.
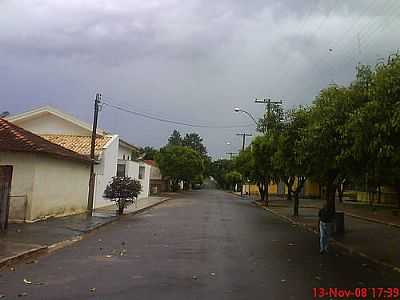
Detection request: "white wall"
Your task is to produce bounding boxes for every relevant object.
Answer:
[31,155,90,221]
[149,165,162,180]
[0,151,90,222]
[0,152,35,221]
[120,160,150,199]
[12,112,91,136]
[93,135,119,208]
[118,144,133,160]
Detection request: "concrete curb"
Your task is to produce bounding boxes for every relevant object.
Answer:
[0,246,48,269]
[253,201,400,274]
[0,197,171,269]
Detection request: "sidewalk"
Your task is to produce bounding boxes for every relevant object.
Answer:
[0,195,171,269]
[250,197,400,272]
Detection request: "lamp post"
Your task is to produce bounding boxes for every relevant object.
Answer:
[234,107,258,126]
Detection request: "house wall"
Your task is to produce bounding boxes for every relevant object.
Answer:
[11,112,91,136]
[93,135,119,208]
[149,165,162,180]
[0,151,90,222]
[30,154,90,221]
[118,145,133,161]
[122,160,150,199]
[0,152,35,221]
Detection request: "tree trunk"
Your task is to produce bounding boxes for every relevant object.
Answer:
[293,192,299,217]
[326,183,337,213]
[378,185,381,204]
[264,179,269,206]
[337,183,344,203]
[118,198,125,215]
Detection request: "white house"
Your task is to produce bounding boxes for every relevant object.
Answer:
[6,106,150,209]
[0,118,91,222]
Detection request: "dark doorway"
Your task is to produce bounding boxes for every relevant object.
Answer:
[0,165,13,232]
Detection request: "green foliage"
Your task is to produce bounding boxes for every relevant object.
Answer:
[168,130,183,146]
[141,146,159,160]
[209,159,236,189]
[224,171,242,191]
[155,145,204,191]
[182,133,208,157]
[104,176,142,215]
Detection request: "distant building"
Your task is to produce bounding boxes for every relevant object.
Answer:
[144,160,169,195]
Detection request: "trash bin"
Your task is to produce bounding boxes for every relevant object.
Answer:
[334,212,345,234]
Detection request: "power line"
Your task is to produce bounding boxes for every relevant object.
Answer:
[101,101,254,129]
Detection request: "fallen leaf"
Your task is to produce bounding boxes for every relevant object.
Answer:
[315,276,321,281]
[192,275,198,280]
[25,260,38,265]
[361,263,368,267]
[17,292,28,297]
[10,267,15,271]
[105,255,112,258]
[23,279,32,285]
[281,279,286,283]
[287,243,296,246]
[210,272,216,276]
[16,229,22,233]
[0,294,5,298]
[89,288,96,292]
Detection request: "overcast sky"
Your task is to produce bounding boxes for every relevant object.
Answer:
[1,0,399,158]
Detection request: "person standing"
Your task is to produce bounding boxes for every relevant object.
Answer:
[318,205,334,254]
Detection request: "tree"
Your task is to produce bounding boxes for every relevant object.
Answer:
[209,159,236,189]
[168,130,183,146]
[274,107,311,216]
[305,85,358,211]
[155,145,204,191]
[182,133,208,157]
[104,176,142,215]
[142,146,159,160]
[224,171,242,191]
[344,57,400,206]
[236,134,277,205]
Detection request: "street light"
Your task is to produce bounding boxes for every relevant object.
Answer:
[234,107,258,126]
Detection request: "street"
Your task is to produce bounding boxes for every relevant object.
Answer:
[1,190,399,299]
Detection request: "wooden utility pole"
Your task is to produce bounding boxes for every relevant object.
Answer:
[255,98,283,133]
[236,133,252,196]
[236,133,252,151]
[87,93,101,215]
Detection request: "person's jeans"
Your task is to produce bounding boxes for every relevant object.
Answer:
[319,221,331,252]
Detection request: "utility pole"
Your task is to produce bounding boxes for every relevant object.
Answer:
[236,133,252,151]
[255,98,283,133]
[236,133,252,197]
[87,93,101,216]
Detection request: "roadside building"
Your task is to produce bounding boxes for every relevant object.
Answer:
[144,160,169,195]
[0,118,90,222]
[6,106,150,208]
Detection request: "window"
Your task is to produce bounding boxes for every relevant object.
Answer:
[139,166,145,179]
[117,164,126,177]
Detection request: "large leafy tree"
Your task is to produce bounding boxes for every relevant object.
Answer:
[344,57,400,206]
[274,107,311,216]
[236,134,277,205]
[141,146,159,160]
[168,130,183,146]
[155,145,204,191]
[182,133,208,157]
[209,159,236,189]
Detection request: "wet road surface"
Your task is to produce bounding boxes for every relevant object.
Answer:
[1,190,399,299]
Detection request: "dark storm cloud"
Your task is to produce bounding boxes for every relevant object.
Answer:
[1,0,399,158]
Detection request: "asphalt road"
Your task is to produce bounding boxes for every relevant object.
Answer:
[1,190,399,299]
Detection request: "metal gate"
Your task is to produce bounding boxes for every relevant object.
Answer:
[0,166,13,232]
